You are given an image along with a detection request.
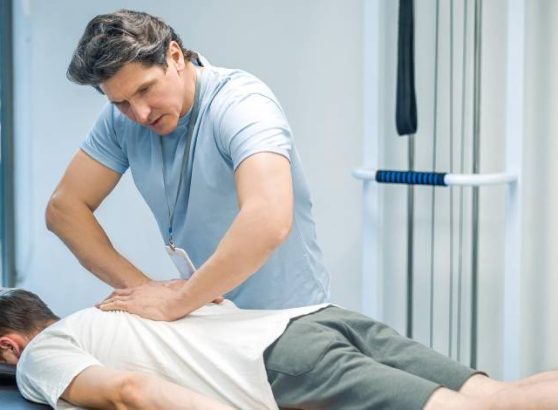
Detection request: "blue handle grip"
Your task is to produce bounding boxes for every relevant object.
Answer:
[376,170,447,186]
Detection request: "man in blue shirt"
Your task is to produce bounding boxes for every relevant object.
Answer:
[46,9,330,320]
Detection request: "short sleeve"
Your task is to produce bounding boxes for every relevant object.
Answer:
[16,334,101,409]
[214,93,293,171]
[81,103,129,174]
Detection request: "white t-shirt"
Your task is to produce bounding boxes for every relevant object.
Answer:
[16,301,329,409]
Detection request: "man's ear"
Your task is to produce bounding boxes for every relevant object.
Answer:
[0,334,23,357]
[167,40,186,72]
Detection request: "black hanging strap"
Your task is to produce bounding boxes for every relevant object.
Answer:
[396,0,418,135]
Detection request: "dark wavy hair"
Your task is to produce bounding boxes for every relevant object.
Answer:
[0,289,59,337]
[67,9,199,93]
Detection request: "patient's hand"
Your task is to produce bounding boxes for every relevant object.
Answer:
[96,280,223,321]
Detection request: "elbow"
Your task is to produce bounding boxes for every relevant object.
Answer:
[45,191,89,233]
[273,217,292,246]
[117,372,147,409]
[242,200,293,249]
[45,193,64,233]
[266,210,292,248]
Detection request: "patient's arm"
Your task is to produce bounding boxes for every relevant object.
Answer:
[61,365,233,410]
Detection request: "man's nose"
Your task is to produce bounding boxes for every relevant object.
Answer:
[130,101,151,125]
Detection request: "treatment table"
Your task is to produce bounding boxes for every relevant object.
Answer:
[0,364,49,409]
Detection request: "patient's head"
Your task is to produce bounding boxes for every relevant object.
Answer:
[0,288,59,365]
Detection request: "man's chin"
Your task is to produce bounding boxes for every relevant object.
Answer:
[151,118,178,136]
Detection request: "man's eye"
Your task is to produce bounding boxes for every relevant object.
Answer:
[139,86,149,95]
[115,101,129,109]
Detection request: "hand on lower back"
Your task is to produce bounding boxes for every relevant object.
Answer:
[96,280,223,320]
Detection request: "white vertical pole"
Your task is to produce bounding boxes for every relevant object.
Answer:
[503,0,523,381]
[361,0,385,320]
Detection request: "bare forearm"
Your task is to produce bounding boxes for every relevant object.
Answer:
[173,204,289,317]
[126,374,233,410]
[63,367,232,410]
[46,199,150,288]
[96,154,294,321]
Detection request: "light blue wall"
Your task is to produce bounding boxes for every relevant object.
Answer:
[12,0,363,316]
[11,0,558,383]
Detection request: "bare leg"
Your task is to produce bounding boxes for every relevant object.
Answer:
[460,370,558,393]
[459,374,510,398]
[512,370,558,387]
[450,373,558,410]
[423,387,488,410]
[487,379,558,410]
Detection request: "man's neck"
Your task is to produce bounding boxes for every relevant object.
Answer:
[180,61,197,117]
[25,319,59,346]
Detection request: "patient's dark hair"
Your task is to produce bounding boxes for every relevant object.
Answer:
[0,289,59,336]
[67,9,199,93]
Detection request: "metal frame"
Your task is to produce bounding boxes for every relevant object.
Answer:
[0,0,16,287]
[359,0,523,379]
[361,0,385,321]
[503,0,524,381]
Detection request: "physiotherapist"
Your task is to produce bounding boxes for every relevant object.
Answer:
[45,9,330,320]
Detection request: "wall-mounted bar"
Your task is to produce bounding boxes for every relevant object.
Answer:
[353,168,517,187]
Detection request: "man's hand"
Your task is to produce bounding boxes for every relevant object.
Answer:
[97,280,223,321]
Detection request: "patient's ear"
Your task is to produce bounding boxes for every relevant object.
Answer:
[0,334,25,361]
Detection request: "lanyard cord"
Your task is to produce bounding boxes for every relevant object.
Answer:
[161,70,202,249]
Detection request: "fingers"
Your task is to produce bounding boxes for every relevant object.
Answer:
[100,287,134,303]
[96,295,131,312]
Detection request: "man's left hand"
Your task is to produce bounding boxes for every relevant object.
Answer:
[96,280,184,321]
[96,280,224,321]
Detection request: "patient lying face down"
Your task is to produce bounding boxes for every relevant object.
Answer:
[1,288,558,410]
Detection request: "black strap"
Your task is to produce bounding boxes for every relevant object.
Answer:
[161,70,202,248]
[396,0,418,135]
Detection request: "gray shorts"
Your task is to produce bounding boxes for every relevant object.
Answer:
[263,306,481,410]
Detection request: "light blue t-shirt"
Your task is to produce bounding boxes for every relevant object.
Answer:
[81,60,330,309]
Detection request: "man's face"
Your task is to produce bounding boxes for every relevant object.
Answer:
[100,44,192,136]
